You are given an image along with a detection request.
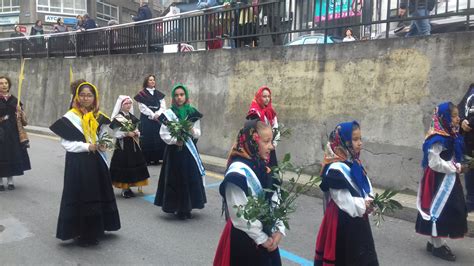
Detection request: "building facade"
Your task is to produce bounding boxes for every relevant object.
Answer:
[0,0,164,38]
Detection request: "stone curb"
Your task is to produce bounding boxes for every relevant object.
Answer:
[27,126,474,237]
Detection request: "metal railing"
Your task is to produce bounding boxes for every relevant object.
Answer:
[1,0,473,59]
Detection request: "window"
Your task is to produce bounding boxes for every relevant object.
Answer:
[96,1,119,22]
[37,0,86,15]
[304,37,319,45]
[0,0,20,13]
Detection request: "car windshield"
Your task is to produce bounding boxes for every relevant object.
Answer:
[288,38,305,45]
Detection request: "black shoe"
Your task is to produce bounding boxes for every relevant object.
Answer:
[185,212,193,219]
[432,245,456,262]
[0,185,4,191]
[175,212,187,220]
[77,237,99,247]
[7,184,14,190]
[121,190,131,198]
[127,189,136,198]
[426,242,433,252]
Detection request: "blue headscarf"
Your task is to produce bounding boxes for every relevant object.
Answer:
[329,121,371,197]
[422,102,464,168]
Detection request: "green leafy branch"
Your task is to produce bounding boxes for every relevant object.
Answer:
[166,118,193,150]
[370,189,403,227]
[235,153,321,233]
[97,132,115,151]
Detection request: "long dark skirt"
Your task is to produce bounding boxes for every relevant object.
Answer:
[139,115,165,164]
[110,137,150,188]
[0,110,30,177]
[415,173,468,238]
[230,226,281,266]
[56,152,121,240]
[334,211,379,266]
[154,145,206,213]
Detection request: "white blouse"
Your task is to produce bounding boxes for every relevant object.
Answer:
[159,120,201,145]
[428,143,459,174]
[138,96,166,120]
[224,182,286,245]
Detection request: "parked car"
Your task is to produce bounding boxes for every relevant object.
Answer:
[284,34,341,46]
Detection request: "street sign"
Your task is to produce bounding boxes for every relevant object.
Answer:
[44,15,77,25]
[0,15,19,25]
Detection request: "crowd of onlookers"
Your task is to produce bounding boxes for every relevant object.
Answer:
[4,0,451,54]
[6,1,154,53]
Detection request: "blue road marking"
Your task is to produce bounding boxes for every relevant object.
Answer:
[279,248,313,266]
[142,194,155,204]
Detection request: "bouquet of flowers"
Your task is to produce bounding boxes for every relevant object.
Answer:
[120,120,140,147]
[369,189,403,227]
[235,153,321,233]
[97,132,115,151]
[166,118,193,151]
[120,119,138,132]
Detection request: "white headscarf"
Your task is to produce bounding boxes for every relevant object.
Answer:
[111,95,134,119]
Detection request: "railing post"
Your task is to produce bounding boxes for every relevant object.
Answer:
[19,39,23,59]
[386,0,391,39]
[46,37,50,58]
[146,23,150,54]
[107,30,112,55]
[75,33,79,57]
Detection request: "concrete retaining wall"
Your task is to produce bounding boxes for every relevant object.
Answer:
[2,31,474,192]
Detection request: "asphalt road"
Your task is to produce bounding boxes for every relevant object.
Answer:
[0,134,473,265]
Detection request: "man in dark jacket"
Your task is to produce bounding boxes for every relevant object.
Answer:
[133,1,153,22]
[83,13,97,30]
[400,0,436,36]
[132,1,153,45]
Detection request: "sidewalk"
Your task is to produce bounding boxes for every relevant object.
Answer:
[26,125,474,236]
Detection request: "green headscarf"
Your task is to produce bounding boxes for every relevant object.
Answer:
[171,84,200,121]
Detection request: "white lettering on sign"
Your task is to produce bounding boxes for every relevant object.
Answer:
[45,15,62,23]
[44,15,77,24]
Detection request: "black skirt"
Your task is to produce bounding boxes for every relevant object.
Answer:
[415,173,468,238]
[154,145,206,213]
[334,210,379,266]
[110,137,150,188]
[139,114,165,163]
[230,225,281,266]
[56,151,121,240]
[0,98,30,177]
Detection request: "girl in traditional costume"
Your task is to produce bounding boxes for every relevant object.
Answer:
[214,120,285,266]
[314,121,378,266]
[109,95,150,198]
[133,75,166,165]
[50,82,121,247]
[154,84,206,219]
[0,76,31,191]
[415,102,467,261]
[247,86,279,167]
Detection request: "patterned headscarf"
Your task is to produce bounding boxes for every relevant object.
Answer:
[422,102,464,167]
[247,86,277,126]
[322,121,371,197]
[70,82,109,144]
[227,119,263,167]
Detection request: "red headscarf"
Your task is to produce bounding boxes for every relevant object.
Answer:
[247,86,277,126]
